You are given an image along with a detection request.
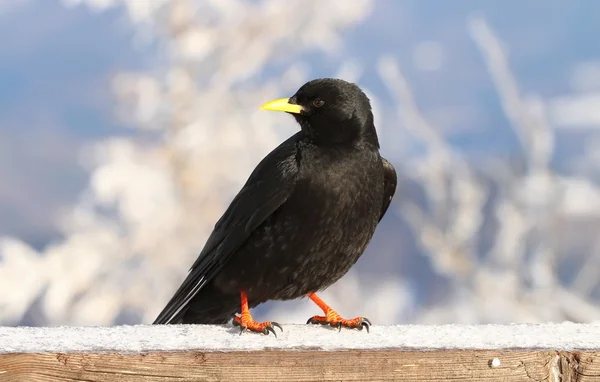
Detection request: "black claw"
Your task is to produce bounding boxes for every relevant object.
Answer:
[306,317,315,325]
[239,326,247,335]
[264,326,277,337]
[362,317,372,326]
[271,322,283,333]
[361,321,370,333]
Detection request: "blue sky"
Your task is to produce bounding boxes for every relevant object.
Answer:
[0,0,145,244]
[0,0,599,247]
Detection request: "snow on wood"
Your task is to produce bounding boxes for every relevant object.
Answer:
[1,323,600,381]
[1,322,600,353]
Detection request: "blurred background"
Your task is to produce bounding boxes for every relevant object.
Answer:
[1,0,600,327]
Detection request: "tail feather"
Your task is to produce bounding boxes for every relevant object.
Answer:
[180,294,239,325]
[154,284,239,325]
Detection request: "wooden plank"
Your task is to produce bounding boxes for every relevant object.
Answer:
[1,350,600,382]
[2,324,600,381]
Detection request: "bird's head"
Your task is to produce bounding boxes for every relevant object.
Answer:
[261,78,378,147]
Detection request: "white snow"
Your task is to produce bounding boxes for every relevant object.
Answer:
[1,323,600,354]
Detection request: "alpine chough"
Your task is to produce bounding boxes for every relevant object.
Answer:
[153,78,397,336]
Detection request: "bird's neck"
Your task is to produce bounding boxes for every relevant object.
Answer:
[299,115,380,149]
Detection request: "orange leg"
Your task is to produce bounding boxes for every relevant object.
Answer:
[306,293,371,332]
[232,291,282,336]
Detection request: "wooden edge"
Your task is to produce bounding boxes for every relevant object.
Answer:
[1,349,600,382]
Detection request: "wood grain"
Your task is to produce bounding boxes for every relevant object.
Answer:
[2,350,600,382]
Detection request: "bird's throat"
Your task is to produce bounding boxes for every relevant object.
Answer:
[299,118,379,148]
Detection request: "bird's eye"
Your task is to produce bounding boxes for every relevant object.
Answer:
[312,98,325,107]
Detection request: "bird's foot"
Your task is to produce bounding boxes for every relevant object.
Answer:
[306,293,371,332]
[306,311,371,333]
[233,290,282,337]
[232,314,282,337]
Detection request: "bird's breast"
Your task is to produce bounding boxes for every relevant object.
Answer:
[266,147,384,291]
[296,147,383,214]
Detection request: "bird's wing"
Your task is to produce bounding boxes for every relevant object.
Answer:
[379,157,397,222]
[153,133,301,324]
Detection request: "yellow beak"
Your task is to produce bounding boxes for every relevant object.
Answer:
[260,98,303,114]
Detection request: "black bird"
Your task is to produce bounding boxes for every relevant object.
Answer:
[153,78,397,335]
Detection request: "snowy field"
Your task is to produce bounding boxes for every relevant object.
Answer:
[2,323,600,354]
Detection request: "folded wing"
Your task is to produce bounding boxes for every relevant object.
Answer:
[379,157,397,222]
[153,134,301,324]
